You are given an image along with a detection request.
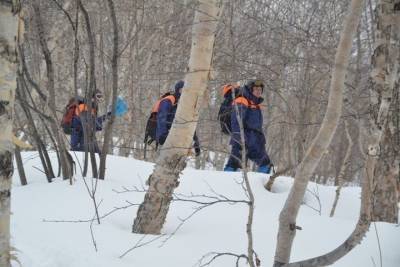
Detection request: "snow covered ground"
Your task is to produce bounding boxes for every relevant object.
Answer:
[11,152,400,267]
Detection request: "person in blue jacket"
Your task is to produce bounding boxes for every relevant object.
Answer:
[156,80,201,156]
[224,80,272,173]
[70,90,107,152]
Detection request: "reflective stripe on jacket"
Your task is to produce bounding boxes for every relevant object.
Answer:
[156,95,177,141]
[230,85,265,146]
[151,95,176,113]
[75,103,97,116]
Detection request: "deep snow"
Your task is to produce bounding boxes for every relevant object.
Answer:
[11,152,400,267]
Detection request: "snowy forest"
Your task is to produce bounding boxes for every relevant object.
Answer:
[0,0,399,266]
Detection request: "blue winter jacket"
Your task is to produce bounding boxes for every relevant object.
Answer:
[156,95,178,143]
[230,85,266,147]
[156,93,200,151]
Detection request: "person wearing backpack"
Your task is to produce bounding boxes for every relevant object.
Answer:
[224,80,272,174]
[154,80,201,156]
[218,83,241,135]
[70,90,106,152]
[61,96,84,136]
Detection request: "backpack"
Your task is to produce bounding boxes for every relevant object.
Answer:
[144,92,176,146]
[61,97,83,135]
[217,84,241,135]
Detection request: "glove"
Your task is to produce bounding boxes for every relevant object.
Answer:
[195,147,201,157]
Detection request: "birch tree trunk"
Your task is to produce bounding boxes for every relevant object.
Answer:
[273,0,364,265]
[277,2,400,266]
[0,1,21,265]
[369,0,400,223]
[132,0,222,234]
[278,156,372,267]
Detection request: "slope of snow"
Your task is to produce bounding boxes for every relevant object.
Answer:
[11,152,400,267]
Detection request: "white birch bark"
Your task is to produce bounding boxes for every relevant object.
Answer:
[273,0,364,265]
[369,0,400,223]
[132,0,222,234]
[275,1,400,266]
[0,1,21,265]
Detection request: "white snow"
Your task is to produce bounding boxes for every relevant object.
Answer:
[11,152,400,267]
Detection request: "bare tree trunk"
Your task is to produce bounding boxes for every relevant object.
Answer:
[73,2,80,97]
[36,0,72,81]
[33,1,73,181]
[273,0,364,265]
[14,145,27,185]
[281,159,372,267]
[99,0,118,180]
[232,88,256,267]
[16,73,55,181]
[330,120,353,217]
[78,0,98,178]
[0,1,21,265]
[276,1,400,266]
[369,0,400,223]
[132,0,222,235]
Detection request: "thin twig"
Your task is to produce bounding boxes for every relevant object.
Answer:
[43,201,139,223]
[373,222,383,267]
[119,234,166,258]
[32,166,45,174]
[195,252,248,267]
[89,199,103,252]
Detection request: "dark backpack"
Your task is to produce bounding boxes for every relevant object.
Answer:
[61,97,83,135]
[144,92,175,146]
[217,84,241,135]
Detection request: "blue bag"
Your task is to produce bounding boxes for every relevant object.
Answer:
[115,96,128,117]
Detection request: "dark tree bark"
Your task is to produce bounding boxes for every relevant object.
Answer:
[78,0,98,178]
[33,0,73,181]
[14,145,27,185]
[99,0,119,180]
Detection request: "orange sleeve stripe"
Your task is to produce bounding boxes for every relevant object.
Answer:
[75,104,83,116]
[222,85,233,96]
[222,84,240,96]
[75,103,96,116]
[164,95,176,105]
[233,97,249,106]
[151,95,176,113]
[233,97,260,109]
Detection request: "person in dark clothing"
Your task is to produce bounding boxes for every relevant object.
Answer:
[156,80,201,156]
[224,80,272,173]
[70,90,106,152]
